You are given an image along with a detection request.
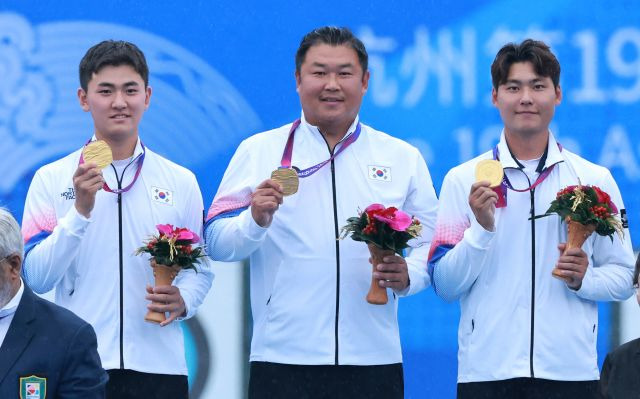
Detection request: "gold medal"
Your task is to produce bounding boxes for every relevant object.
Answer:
[83,140,113,169]
[475,160,504,187]
[271,168,299,196]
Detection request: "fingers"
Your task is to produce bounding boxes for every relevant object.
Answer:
[145,285,186,326]
[372,256,409,290]
[251,179,285,227]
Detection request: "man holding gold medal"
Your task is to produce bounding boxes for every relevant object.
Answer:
[205,26,438,398]
[21,40,213,398]
[428,39,635,398]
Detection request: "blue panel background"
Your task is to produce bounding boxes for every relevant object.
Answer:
[1,1,638,398]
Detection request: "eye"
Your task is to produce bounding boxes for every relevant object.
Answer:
[98,89,112,95]
[126,88,139,94]
[534,84,546,90]
[313,71,326,76]
[505,86,519,92]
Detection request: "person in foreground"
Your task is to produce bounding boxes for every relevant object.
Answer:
[0,207,107,398]
[21,40,212,398]
[598,253,640,398]
[428,39,635,399]
[205,26,438,399]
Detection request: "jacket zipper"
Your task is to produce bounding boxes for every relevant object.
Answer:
[330,159,341,365]
[320,135,341,366]
[529,187,536,378]
[112,163,130,370]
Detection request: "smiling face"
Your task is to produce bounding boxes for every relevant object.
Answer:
[492,61,561,140]
[295,43,369,138]
[78,64,151,144]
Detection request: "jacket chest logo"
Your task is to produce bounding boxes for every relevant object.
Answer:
[60,187,75,200]
[368,165,392,182]
[20,375,47,399]
[152,186,173,205]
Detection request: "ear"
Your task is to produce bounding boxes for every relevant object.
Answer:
[6,253,22,279]
[555,85,562,105]
[144,86,152,110]
[77,88,90,112]
[361,70,370,95]
[295,70,301,94]
[491,87,498,106]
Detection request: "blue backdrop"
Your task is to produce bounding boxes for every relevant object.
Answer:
[1,1,639,397]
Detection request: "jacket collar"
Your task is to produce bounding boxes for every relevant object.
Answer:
[300,112,360,147]
[90,135,144,160]
[497,130,564,172]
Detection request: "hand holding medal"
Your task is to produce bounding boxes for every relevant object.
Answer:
[469,160,503,231]
[74,140,112,217]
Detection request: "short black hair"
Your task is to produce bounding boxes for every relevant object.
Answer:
[295,26,368,74]
[79,40,149,91]
[491,39,560,90]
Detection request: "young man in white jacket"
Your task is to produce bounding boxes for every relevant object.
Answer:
[205,26,438,398]
[21,40,213,399]
[428,39,635,398]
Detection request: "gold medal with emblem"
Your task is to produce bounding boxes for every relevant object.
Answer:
[82,140,113,169]
[271,167,299,196]
[20,375,47,399]
[475,160,504,187]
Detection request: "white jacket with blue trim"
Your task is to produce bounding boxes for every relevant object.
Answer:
[205,114,438,365]
[22,139,213,375]
[428,131,635,382]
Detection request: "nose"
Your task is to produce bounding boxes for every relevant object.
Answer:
[112,90,126,109]
[325,73,339,90]
[520,87,533,105]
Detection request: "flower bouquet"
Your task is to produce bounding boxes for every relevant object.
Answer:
[535,185,623,281]
[135,224,204,323]
[340,204,422,304]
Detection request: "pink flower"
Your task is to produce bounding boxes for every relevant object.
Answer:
[373,207,412,231]
[157,224,174,237]
[175,228,200,243]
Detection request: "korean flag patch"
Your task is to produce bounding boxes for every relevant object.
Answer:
[152,186,174,206]
[369,165,391,182]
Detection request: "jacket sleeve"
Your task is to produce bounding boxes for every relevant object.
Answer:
[428,168,495,301]
[173,172,214,320]
[204,139,268,262]
[576,170,635,301]
[57,322,108,399]
[395,149,438,296]
[22,169,91,294]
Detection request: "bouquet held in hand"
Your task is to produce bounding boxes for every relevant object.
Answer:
[135,224,204,323]
[340,204,422,305]
[535,185,623,281]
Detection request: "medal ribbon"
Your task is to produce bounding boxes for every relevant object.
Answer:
[492,143,562,207]
[280,119,362,177]
[493,144,561,192]
[79,139,146,194]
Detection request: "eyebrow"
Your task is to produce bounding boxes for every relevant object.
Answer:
[96,81,140,88]
[310,62,354,69]
[505,78,544,85]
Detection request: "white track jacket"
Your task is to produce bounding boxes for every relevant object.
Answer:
[22,139,213,375]
[205,114,438,365]
[428,132,634,382]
